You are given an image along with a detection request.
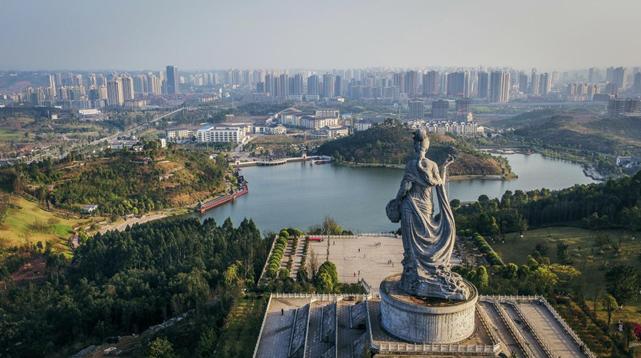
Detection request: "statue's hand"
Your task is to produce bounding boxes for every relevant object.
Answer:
[443,154,455,167]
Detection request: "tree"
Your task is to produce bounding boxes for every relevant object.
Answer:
[316,261,338,293]
[556,242,570,263]
[605,265,641,304]
[477,266,489,289]
[147,337,176,358]
[321,216,343,235]
[195,327,217,358]
[603,294,618,328]
[477,213,499,237]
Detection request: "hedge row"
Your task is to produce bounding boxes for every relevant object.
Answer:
[267,233,289,277]
[473,233,504,266]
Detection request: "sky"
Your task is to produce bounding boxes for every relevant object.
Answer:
[1,0,640,71]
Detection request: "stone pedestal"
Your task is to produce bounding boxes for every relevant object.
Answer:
[379,274,478,344]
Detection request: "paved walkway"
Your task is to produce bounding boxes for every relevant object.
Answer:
[518,302,585,357]
[254,298,307,358]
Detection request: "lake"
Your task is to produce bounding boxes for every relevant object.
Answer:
[201,153,596,233]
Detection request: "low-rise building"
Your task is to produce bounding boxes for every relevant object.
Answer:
[196,125,247,143]
[267,124,287,135]
[354,120,373,132]
[166,128,194,141]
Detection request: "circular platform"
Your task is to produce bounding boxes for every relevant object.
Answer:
[379,274,478,344]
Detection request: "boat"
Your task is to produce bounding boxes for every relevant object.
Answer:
[197,184,249,214]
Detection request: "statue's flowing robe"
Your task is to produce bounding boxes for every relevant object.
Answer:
[399,157,456,281]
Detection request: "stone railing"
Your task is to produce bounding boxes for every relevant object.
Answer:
[252,294,273,358]
[373,342,498,354]
[272,292,370,301]
[313,233,397,239]
[481,294,541,302]
[537,298,597,358]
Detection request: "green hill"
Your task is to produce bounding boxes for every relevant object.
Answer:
[316,120,514,178]
[1,147,231,217]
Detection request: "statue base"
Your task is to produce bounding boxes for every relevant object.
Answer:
[379,274,478,344]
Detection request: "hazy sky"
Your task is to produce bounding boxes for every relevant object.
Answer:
[1,0,640,71]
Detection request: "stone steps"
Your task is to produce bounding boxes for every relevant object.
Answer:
[289,237,306,279]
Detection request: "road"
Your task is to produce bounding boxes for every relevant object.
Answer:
[89,107,185,147]
[26,107,185,164]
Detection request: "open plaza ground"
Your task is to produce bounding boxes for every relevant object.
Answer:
[307,235,405,290]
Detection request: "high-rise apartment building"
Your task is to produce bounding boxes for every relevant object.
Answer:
[393,72,405,94]
[48,74,57,99]
[489,71,510,103]
[121,75,135,101]
[165,65,179,95]
[264,73,275,96]
[404,71,419,97]
[107,77,124,106]
[276,74,289,98]
[422,71,439,96]
[539,72,551,96]
[307,75,320,96]
[322,74,335,98]
[477,72,489,99]
[633,72,641,94]
[446,71,469,97]
[147,73,162,95]
[334,75,342,97]
[612,67,626,89]
[291,74,304,95]
[518,72,528,93]
[530,69,540,96]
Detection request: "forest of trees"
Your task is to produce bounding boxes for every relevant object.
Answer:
[455,170,641,236]
[316,119,513,177]
[0,217,270,357]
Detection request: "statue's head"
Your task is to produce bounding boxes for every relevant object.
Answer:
[413,128,430,154]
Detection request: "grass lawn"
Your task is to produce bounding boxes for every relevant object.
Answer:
[494,226,641,323]
[0,195,84,252]
[215,295,268,357]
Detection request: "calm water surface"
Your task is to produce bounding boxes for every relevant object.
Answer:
[202,153,595,233]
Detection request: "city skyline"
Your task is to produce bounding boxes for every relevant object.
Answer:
[2,0,641,71]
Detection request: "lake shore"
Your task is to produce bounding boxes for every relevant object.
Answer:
[334,161,509,181]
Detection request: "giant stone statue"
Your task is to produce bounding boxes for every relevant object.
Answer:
[386,128,469,301]
[379,128,477,344]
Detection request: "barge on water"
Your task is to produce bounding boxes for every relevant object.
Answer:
[196,184,248,214]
